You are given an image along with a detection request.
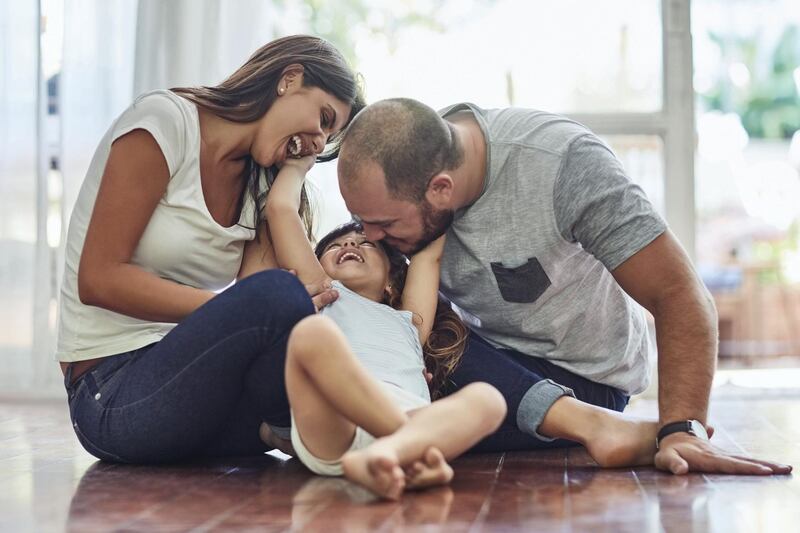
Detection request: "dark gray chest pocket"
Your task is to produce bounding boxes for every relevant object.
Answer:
[490,258,551,304]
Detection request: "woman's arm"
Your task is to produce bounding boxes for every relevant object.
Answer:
[238,221,279,280]
[263,157,330,287]
[400,236,446,345]
[78,129,215,323]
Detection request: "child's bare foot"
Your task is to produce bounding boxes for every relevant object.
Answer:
[258,423,295,456]
[342,443,405,500]
[404,447,454,489]
[582,414,658,468]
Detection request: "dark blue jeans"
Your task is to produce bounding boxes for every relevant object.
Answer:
[64,270,314,464]
[444,331,630,452]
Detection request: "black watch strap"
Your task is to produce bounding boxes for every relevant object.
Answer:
[657,420,709,449]
[657,421,693,444]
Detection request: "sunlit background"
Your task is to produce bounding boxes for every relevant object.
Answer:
[1,0,799,396]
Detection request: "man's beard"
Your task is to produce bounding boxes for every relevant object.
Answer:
[407,200,454,254]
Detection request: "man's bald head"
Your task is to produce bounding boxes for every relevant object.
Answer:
[339,98,463,202]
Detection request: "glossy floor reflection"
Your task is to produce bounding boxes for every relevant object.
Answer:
[0,395,797,532]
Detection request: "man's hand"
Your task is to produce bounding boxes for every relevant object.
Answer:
[655,432,792,475]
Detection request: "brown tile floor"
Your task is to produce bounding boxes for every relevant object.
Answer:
[1,393,797,532]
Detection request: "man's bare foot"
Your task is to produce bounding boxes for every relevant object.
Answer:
[404,447,454,489]
[259,423,296,456]
[342,443,405,500]
[582,414,658,468]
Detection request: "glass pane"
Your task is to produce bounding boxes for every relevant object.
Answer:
[693,0,800,364]
[343,0,662,112]
[0,2,38,388]
[309,162,349,241]
[602,135,665,217]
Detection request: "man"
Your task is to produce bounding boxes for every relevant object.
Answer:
[336,98,791,475]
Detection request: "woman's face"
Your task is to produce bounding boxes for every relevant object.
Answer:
[253,71,352,168]
[318,231,392,300]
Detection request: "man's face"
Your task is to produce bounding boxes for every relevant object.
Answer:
[339,161,453,255]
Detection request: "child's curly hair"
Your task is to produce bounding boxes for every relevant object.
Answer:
[315,221,468,398]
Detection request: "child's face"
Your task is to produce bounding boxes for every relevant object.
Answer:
[318,231,391,297]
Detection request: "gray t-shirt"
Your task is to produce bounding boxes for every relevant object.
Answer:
[438,103,666,394]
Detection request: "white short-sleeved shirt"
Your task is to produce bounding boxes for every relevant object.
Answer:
[56,90,259,362]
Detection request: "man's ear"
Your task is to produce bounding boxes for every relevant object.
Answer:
[425,173,454,209]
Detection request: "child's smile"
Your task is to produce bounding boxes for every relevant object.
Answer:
[319,231,392,302]
[335,249,365,264]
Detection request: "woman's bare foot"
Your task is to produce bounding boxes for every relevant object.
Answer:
[258,423,296,456]
[404,447,454,489]
[342,443,406,500]
[582,413,658,468]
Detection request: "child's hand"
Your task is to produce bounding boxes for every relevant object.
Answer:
[411,234,446,261]
[277,154,316,176]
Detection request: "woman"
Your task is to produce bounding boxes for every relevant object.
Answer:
[56,35,365,463]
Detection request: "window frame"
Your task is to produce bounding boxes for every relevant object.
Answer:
[568,0,696,260]
[25,0,697,395]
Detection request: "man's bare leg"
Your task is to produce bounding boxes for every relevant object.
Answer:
[258,423,295,456]
[537,396,658,467]
[342,382,507,490]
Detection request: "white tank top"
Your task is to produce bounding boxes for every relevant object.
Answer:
[56,90,259,362]
[321,281,431,403]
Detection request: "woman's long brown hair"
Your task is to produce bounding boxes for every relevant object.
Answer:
[315,221,468,399]
[172,35,365,238]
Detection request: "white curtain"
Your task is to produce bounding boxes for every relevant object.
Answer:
[2,0,282,396]
[134,0,280,94]
[62,0,283,226]
[0,1,40,391]
[2,1,297,394]
[61,0,139,227]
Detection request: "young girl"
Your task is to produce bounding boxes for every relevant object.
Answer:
[265,156,507,500]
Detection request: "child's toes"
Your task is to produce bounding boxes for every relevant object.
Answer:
[424,447,445,467]
[405,461,425,478]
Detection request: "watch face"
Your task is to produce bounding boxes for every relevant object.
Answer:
[689,420,709,441]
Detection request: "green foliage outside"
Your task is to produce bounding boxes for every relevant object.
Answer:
[700,26,800,139]
[276,0,452,66]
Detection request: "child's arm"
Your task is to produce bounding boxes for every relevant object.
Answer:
[263,157,330,287]
[400,235,446,345]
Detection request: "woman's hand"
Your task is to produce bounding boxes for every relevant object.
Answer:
[306,280,339,312]
[286,270,338,311]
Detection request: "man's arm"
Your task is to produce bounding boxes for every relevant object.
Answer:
[613,230,717,425]
[613,230,791,475]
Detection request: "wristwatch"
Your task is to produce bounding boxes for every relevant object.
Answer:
[656,420,709,449]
